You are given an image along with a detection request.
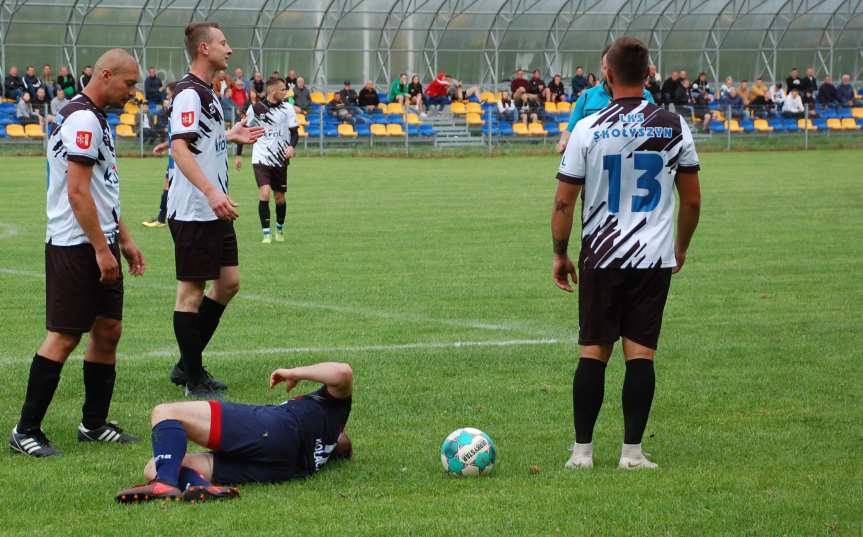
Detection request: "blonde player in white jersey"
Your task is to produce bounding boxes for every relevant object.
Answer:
[9,49,145,458]
[551,37,702,470]
[166,22,263,399]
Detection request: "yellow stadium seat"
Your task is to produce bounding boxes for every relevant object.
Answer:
[753,119,773,132]
[406,113,420,125]
[116,124,135,137]
[528,122,547,135]
[559,121,569,132]
[851,107,863,119]
[385,102,404,115]
[386,123,405,136]
[123,101,139,115]
[557,101,571,114]
[326,91,335,101]
[120,113,136,126]
[826,118,844,131]
[466,102,482,114]
[377,103,387,112]
[337,123,357,138]
[712,110,725,121]
[370,124,388,136]
[513,123,529,136]
[298,125,308,138]
[841,118,860,130]
[726,120,743,133]
[25,124,45,138]
[480,91,496,103]
[310,92,326,105]
[134,91,145,102]
[797,118,817,131]
[6,124,25,138]
[451,102,466,115]
[544,102,557,114]
[296,113,308,126]
[466,113,484,126]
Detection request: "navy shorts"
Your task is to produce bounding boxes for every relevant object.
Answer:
[207,400,305,485]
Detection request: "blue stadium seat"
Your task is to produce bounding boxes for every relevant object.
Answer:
[482,124,499,136]
[0,102,15,113]
[307,125,321,137]
[836,107,852,118]
[385,114,403,124]
[768,118,785,132]
[324,125,338,137]
[544,123,560,136]
[0,127,5,138]
[820,108,836,118]
[419,124,436,137]
[813,118,828,130]
[708,101,719,110]
[107,115,121,126]
[709,120,726,133]
[378,93,389,104]
[857,118,863,128]
[739,118,755,132]
[356,124,371,136]
[310,103,323,114]
[0,116,13,126]
[498,122,514,136]
[407,124,420,136]
[783,119,799,132]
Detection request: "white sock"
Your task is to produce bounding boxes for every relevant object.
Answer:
[621,443,644,459]
[262,228,271,235]
[571,442,593,458]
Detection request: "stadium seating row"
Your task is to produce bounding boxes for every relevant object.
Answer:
[709,117,863,133]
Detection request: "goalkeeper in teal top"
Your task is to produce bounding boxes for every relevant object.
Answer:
[556,45,655,153]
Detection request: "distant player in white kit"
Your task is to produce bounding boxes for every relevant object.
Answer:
[551,36,702,470]
[234,77,300,243]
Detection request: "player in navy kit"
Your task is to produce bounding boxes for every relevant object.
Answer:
[552,37,702,470]
[115,361,352,503]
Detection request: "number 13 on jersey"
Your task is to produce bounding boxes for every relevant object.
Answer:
[602,152,664,213]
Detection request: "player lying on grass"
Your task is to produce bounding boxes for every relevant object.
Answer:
[115,362,353,503]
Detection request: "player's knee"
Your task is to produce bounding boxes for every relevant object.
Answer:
[151,403,177,426]
[50,332,82,355]
[94,320,122,347]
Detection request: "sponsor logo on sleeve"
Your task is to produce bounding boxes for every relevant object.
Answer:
[181,111,195,127]
[75,131,92,149]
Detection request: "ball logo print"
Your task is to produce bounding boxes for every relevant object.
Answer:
[440,427,496,476]
[181,111,195,127]
[75,131,92,150]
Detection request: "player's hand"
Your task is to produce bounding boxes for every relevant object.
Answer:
[207,190,239,221]
[95,246,121,283]
[555,139,567,154]
[284,146,295,159]
[120,241,146,277]
[228,122,265,145]
[152,144,167,156]
[672,247,686,274]
[234,155,242,170]
[552,254,577,292]
[269,368,298,392]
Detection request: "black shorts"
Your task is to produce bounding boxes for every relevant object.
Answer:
[45,242,123,334]
[578,268,672,350]
[253,164,288,193]
[207,401,304,485]
[168,219,238,281]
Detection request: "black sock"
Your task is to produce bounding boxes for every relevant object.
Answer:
[572,358,606,444]
[157,189,168,223]
[275,202,286,226]
[622,359,655,445]
[258,200,270,230]
[174,311,204,383]
[198,296,226,351]
[17,354,64,433]
[81,361,116,430]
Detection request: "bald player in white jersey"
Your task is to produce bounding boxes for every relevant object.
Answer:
[9,49,146,458]
[166,22,263,399]
[551,36,702,470]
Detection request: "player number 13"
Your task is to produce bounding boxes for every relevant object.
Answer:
[602,152,663,213]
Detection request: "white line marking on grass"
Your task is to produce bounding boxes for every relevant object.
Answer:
[0,223,19,240]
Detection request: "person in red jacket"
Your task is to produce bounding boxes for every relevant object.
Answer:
[425,72,450,111]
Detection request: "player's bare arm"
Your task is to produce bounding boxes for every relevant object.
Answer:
[551,180,582,292]
[152,141,169,155]
[270,362,353,399]
[116,219,146,276]
[67,159,119,283]
[673,170,702,274]
[172,138,239,221]
[556,129,571,154]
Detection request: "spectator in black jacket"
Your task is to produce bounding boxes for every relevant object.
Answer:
[339,80,358,106]
[645,64,661,102]
[22,66,43,98]
[407,75,426,116]
[56,66,76,98]
[251,71,265,96]
[292,76,311,112]
[78,66,93,91]
[571,66,589,99]
[357,80,380,114]
[4,66,23,100]
[801,67,817,104]
[547,74,567,103]
[816,75,839,107]
[786,68,803,96]
[836,74,859,107]
[660,71,680,106]
[144,67,163,105]
[690,72,713,105]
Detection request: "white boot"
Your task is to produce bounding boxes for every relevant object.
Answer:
[564,442,593,469]
[618,443,658,470]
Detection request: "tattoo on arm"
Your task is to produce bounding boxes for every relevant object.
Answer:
[553,238,569,255]
[554,199,570,214]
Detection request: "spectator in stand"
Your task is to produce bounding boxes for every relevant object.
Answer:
[690,72,712,103]
[50,86,68,117]
[673,78,693,116]
[78,65,93,92]
[339,80,358,107]
[645,64,661,102]
[816,75,839,107]
[285,69,298,89]
[518,95,540,125]
[497,90,518,122]
[547,74,567,103]
[769,82,786,109]
[4,66,23,100]
[425,72,450,111]
[571,66,588,99]
[801,67,817,104]
[719,76,734,99]
[719,86,745,118]
[587,72,598,87]
[234,67,250,91]
[738,80,751,107]
[527,69,546,102]
[56,66,76,98]
[786,68,803,96]
[836,74,858,107]
[41,64,55,99]
[389,72,410,105]
[230,77,248,120]
[16,92,43,127]
[510,68,531,103]
[144,67,163,106]
[293,77,311,112]
[22,66,43,98]
[660,70,679,105]
[782,87,804,118]
[357,80,380,114]
[270,70,282,80]
[446,75,480,103]
[213,69,231,117]
[32,86,50,110]
[407,75,426,117]
[251,71,265,96]
[749,78,768,109]
[327,91,354,124]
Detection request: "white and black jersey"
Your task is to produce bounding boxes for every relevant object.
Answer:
[46,93,120,246]
[244,100,298,168]
[168,73,227,222]
[558,97,700,269]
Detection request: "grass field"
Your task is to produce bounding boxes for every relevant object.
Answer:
[0,151,861,536]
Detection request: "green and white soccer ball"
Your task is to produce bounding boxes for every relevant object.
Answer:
[440,427,496,476]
